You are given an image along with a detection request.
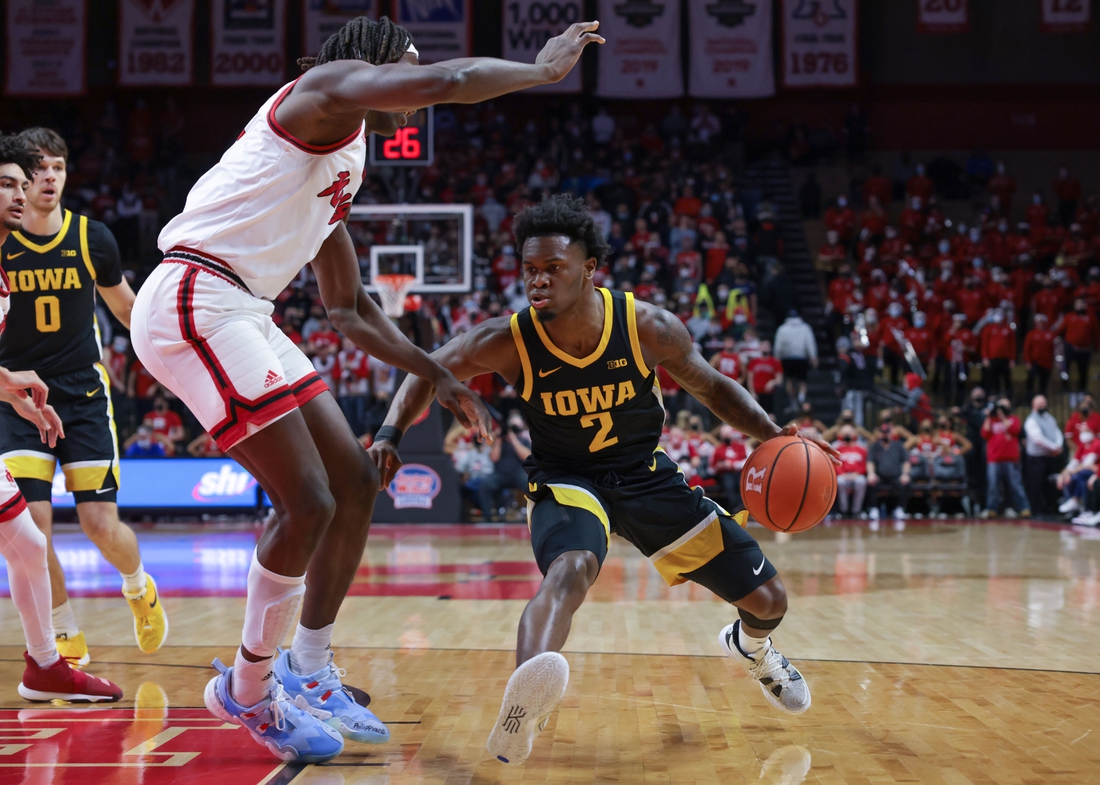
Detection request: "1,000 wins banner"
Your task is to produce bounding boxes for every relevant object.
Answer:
[503,1,583,93]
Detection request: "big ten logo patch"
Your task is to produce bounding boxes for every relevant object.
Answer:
[744,466,767,494]
[607,358,629,370]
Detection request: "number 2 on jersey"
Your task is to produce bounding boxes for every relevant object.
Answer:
[581,412,619,453]
[35,296,61,333]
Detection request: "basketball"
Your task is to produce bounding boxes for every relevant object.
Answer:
[741,435,837,533]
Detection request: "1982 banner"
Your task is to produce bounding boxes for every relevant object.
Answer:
[119,0,195,86]
[5,0,86,96]
[689,0,775,98]
[781,0,857,88]
[393,0,471,65]
[503,0,583,93]
[303,0,377,61]
[596,0,682,98]
[211,0,287,87]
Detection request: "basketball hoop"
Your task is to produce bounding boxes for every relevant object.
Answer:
[375,274,417,318]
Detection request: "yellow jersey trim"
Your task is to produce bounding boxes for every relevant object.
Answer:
[11,209,72,254]
[624,292,650,377]
[79,215,96,281]
[2,450,57,483]
[649,510,748,586]
[530,287,613,369]
[546,483,611,547]
[510,313,534,401]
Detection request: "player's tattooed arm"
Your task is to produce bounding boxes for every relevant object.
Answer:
[640,306,781,443]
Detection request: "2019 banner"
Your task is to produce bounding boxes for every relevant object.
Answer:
[5,0,86,96]
[688,0,775,98]
[210,0,288,87]
[119,0,195,86]
[596,0,683,99]
[781,0,858,88]
[917,0,968,33]
[393,0,471,65]
[502,0,583,93]
[302,0,378,62]
[1041,0,1090,32]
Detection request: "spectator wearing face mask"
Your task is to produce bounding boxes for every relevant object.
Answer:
[746,341,783,415]
[1064,396,1100,451]
[835,339,874,427]
[834,425,868,518]
[773,311,817,407]
[867,423,911,520]
[824,195,855,245]
[879,302,909,387]
[1059,297,1100,396]
[979,308,1016,400]
[1056,423,1100,516]
[1023,313,1057,399]
[709,426,749,510]
[904,312,936,372]
[1024,395,1064,517]
[958,387,990,508]
[980,398,1030,518]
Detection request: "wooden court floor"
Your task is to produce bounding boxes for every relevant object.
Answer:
[1,519,1099,784]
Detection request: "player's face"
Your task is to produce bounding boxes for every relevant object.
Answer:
[522,235,595,322]
[25,152,66,213]
[0,163,30,233]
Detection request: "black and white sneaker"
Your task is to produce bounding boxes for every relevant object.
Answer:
[719,620,811,715]
[487,652,569,765]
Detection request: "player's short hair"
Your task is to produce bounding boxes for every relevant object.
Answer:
[513,194,611,265]
[0,133,42,179]
[298,16,413,71]
[16,127,67,162]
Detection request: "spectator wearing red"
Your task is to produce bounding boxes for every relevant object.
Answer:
[709,336,744,384]
[142,396,184,453]
[904,312,936,369]
[980,398,1030,516]
[898,197,925,245]
[980,308,1016,399]
[709,426,749,509]
[827,264,856,313]
[1023,313,1057,398]
[860,196,888,240]
[127,358,160,400]
[879,225,905,265]
[956,278,988,325]
[824,195,856,244]
[746,340,783,415]
[1075,267,1100,313]
[865,269,890,312]
[880,302,909,386]
[1075,194,1100,239]
[1064,396,1100,451]
[673,236,702,280]
[817,230,847,275]
[308,318,341,354]
[1064,226,1095,269]
[673,184,702,217]
[833,425,868,517]
[1055,166,1083,227]
[1032,276,1063,323]
[954,225,982,262]
[988,161,1017,216]
[1060,297,1100,392]
[863,163,892,207]
[906,163,934,204]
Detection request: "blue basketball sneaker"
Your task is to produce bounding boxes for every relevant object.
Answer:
[203,658,345,762]
[273,649,390,744]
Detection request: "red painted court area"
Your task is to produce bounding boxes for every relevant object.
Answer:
[0,708,286,785]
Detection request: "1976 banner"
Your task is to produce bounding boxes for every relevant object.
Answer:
[781,0,858,88]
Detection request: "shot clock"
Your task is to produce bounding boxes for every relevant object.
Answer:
[369,106,434,167]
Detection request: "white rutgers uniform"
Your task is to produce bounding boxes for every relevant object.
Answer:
[0,270,29,520]
[132,79,366,450]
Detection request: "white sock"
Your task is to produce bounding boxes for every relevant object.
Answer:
[51,601,80,638]
[737,620,772,660]
[232,647,274,708]
[290,623,334,675]
[121,563,147,596]
[0,509,60,668]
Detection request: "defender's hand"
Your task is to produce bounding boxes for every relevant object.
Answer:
[12,398,64,448]
[433,374,494,444]
[535,21,604,83]
[0,368,49,409]
[368,440,402,490]
[779,423,842,466]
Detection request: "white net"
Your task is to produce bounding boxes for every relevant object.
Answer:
[375,274,417,318]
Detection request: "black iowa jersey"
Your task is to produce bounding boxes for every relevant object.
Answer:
[511,288,665,475]
[0,210,122,376]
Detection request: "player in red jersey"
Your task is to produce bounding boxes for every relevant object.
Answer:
[0,135,121,702]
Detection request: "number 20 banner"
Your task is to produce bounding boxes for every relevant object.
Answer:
[211,0,288,87]
[503,0,583,93]
[119,0,195,86]
[781,0,858,88]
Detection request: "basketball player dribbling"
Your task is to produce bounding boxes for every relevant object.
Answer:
[0,134,121,703]
[370,195,841,765]
[130,16,604,762]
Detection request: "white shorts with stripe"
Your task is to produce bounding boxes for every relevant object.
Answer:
[0,467,27,523]
[131,252,328,451]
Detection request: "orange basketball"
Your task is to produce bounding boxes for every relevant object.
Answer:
[740,435,837,533]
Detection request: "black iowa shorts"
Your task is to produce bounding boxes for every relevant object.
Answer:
[525,450,777,603]
[0,364,120,504]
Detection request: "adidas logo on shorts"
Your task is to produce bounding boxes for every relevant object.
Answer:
[263,370,283,389]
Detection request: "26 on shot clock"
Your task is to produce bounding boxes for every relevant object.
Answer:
[369,106,434,167]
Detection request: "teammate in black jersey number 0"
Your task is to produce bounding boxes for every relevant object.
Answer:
[370,195,842,766]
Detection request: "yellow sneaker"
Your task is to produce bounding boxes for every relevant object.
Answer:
[124,575,168,653]
[55,631,90,668]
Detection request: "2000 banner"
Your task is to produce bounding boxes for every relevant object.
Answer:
[502,0,583,92]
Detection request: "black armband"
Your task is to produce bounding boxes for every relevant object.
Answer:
[738,608,784,631]
[375,425,404,448]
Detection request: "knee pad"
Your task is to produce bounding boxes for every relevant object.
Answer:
[738,608,784,631]
[241,551,306,656]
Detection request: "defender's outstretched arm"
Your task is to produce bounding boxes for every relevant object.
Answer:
[637,304,840,461]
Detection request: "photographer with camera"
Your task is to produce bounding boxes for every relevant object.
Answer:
[980,397,1031,518]
[477,412,532,522]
